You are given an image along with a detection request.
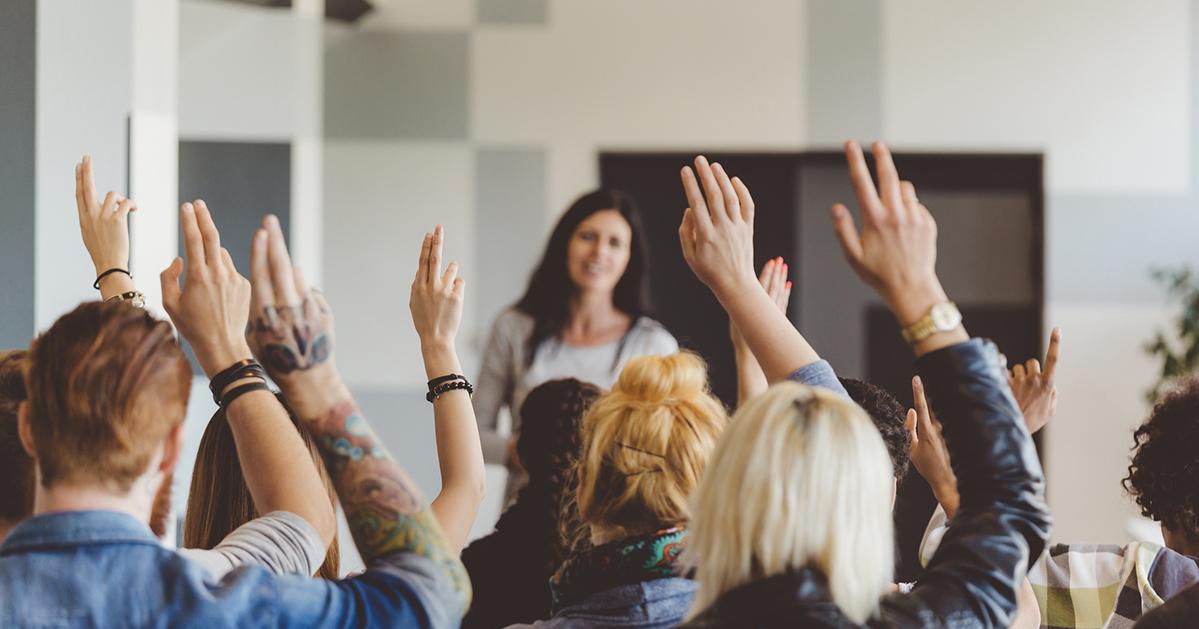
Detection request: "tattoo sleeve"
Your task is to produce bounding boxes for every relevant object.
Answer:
[312,398,472,608]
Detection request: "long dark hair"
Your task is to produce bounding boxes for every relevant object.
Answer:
[184,395,340,579]
[514,189,653,367]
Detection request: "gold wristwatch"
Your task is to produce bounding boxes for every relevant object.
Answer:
[901,302,961,344]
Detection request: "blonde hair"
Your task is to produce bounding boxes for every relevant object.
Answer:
[575,352,727,540]
[685,381,895,624]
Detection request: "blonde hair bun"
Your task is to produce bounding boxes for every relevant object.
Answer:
[610,352,710,406]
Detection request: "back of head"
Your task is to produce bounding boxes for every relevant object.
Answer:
[26,301,191,492]
[686,381,895,624]
[517,378,601,482]
[839,378,912,479]
[185,397,340,579]
[1123,375,1199,541]
[0,350,33,527]
[576,352,727,539]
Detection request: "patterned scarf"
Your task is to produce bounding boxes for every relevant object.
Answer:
[549,527,687,613]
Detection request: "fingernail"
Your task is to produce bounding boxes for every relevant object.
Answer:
[182,203,193,213]
[785,281,792,289]
[765,259,774,267]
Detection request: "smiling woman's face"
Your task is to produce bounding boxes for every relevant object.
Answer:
[566,209,633,295]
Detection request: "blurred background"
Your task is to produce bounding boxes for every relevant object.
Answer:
[2,0,1197,575]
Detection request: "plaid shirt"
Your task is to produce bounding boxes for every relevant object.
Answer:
[920,507,1199,628]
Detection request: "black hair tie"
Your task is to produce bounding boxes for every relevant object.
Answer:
[94,268,131,290]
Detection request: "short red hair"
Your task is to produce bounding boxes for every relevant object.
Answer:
[26,301,191,491]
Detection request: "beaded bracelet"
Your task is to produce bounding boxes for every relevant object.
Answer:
[426,380,473,403]
[427,373,468,391]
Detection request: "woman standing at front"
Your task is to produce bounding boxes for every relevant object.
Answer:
[474,189,678,498]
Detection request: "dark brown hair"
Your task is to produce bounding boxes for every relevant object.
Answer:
[25,301,191,491]
[1123,376,1199,538]
[0,350,34,524]
[184,397,340,579]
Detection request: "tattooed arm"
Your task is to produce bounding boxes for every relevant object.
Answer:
[246,215,471,610]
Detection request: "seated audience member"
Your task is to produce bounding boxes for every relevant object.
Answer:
[675,146,1050,626]
[73,155,338,580]
[918,333,1199,627]
[0,197,469,626]
[185,399,341,579]
[507,351,728,628]
[0,351,33,546]
[461,378,601,629]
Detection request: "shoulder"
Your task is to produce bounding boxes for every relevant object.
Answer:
[492,308,535,339]
[627,317,678,354]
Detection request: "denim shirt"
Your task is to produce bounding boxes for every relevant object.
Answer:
[0,510,461,628]
[507,578,697,628]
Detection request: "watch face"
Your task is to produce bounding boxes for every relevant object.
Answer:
[930,303,961,330]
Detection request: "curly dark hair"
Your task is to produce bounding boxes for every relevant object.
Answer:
[461,378,601,629]
[840,377,912,479]
[1123,376,1199,538]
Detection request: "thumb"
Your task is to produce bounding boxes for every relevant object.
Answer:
[830,204,864,267]
[160,257,183,314]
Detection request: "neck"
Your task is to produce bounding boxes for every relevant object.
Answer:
[0,519,14,545]
[1163,526,1199,557]
[35,481,153,525]
[571,289,617,321]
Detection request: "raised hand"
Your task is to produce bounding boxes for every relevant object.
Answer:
[678,156,757,297]
[1010,327,1061,434]
[76,155,137,297]
[409,225,465,350]
[730,257,792,351]
[246,214,341,417]
[907,375,961,518]
[830,141,966,354]
[160,201,253,378]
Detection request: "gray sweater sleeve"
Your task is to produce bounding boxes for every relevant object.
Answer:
[474,311,520,464]
[178,510,326,581]
[786,360,849,399]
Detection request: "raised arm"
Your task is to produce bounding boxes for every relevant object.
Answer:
[409,225,486,551]
[75,155,137,301]
[678,157,821,383]
[244,216,470,609]
[829,140,1049,626]
[161,203,336,549]
[730,258,792,405]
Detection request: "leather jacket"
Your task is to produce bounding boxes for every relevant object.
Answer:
[680,339,1052,628]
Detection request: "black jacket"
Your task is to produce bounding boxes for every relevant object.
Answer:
[680,339,1052,628]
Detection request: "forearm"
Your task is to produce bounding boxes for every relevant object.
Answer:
[1011,578,1041,629]
[717,281,820,384]
[733,344,769,406]
[423,343,486,551]
[307,392,470,603]
[224,387,337,546]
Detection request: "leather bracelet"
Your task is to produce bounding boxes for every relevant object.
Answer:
[427,373,468,391]
[94,268,131,290]
[426,380,473,403]
[220,380,271,408]
[209,359,266,404]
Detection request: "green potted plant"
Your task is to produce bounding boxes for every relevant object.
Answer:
[1144,265,1199,403]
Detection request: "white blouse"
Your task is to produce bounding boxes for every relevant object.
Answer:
[472,307,679,464]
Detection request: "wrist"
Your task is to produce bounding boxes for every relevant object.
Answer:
[882,275,948,326]
[199,343,255,379]
[711,269,759,301]
[421,341,463,377]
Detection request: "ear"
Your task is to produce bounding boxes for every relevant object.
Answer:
[158,423,186,474]
[17,401,36,458]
